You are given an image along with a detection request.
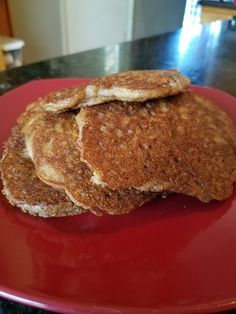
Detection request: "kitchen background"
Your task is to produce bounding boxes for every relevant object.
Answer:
[0,0,235,68]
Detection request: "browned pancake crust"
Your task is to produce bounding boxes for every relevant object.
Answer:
[41,70,190,112]
[78,91,236,201]
[41,86,85,112]
[78,69,190,106]
[1,126,85,217]
[17,100,44,135]
[25,112,155,215]
[88,69,189,91]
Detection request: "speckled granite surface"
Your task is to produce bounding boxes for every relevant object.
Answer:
[0,298,53,313]
[0,20,235,314]
[0,21,236,97]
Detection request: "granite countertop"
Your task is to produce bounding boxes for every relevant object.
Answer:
[0,20,236,97]
[0,20,236,314]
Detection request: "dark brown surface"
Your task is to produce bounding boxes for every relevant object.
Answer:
[24,111,155,215]
[78,91,236,201]
[1,126,84,217]
[0,0,12,36]
[0,20,235,314]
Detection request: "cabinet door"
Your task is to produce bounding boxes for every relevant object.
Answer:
[0,0,12,36]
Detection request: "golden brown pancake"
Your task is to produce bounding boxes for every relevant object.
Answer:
[41,69,190,112]
[23,112,155,215]
[1,126,85,217]
[81,69,190,106]
[41,86,85,112]
[17,100,44,136]
[77,91,236,201]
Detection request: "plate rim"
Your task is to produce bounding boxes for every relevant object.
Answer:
[0,78,236,314]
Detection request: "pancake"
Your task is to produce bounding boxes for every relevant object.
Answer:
[23,111,155,215]
[1,126,85,217]
[41,69,190,112]
[41,86,85,112]
[17,100,45,136]
[80,69,190,106]
[77,91,236,201]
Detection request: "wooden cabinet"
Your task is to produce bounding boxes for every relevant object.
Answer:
[200,5,236,24]
[0,0,12,36]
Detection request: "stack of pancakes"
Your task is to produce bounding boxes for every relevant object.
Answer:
[1,70,236,217]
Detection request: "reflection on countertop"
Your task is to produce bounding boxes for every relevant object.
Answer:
[0,21,235,97]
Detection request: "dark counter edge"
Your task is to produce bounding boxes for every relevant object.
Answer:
[1,21,236,97]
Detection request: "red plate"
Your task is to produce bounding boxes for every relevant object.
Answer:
[0,79,236,314]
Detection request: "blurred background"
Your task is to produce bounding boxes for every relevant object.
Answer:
[0,0,235,70]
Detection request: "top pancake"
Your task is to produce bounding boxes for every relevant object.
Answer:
[77,90,236,201]
[1,126,85,217]
[41,69,190,112]
[40,86,85,112]
[23,111,155,215]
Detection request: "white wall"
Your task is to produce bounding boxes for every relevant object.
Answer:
[7,0,186,65]
[8,0,64,64]
[8,0,132,64]
[132,0,186,39]
[61,0,131,54]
